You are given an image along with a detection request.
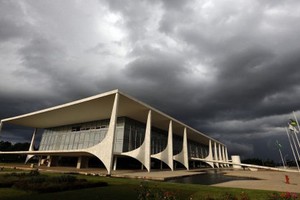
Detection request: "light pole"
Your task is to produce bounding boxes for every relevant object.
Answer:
[276,140,285,168]
[285,127,300,171]
[284,154,288,167]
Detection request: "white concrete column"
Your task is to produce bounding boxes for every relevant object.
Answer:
[113,157,118,171]
[46,155,51,167]
[221,145,226,167]
[144,110,152,172]
[174,127,189,170]
[76,156,82,169]
[47,156,60,167]
[151,120,174,171]
[205,139,214,168]
[103,92,119,174]
[121,110,152,172]
[218,143,223,167]
[29,128,37,151]
[87,92,119,175]
[225,146,229,167]
[167,120,174,171]
[37,157,42,167]
[214,142,219,168]
[77,156,88,169]
[183,127,189,170]
[76,156,89,169]
[25,128,37,164]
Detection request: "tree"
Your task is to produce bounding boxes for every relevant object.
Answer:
[0,141,30,163]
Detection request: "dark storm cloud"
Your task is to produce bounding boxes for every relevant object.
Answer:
[1,0,300,160]
[100,0,300,160]
[0,1,31,41]
[206,48,300,119]
[125,48,187,83]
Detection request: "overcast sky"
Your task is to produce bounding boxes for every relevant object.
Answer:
[1,0,300,162]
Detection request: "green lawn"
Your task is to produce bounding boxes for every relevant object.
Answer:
[0,170,292,200]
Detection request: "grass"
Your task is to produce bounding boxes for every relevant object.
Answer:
[0,169,295,200]
[0,170,107,193]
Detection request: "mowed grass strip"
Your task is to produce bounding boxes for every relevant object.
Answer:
[0,171,291,200]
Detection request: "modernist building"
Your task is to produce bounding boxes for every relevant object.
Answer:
[0,90,228,174]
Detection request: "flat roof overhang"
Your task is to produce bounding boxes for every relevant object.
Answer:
[0,150,92,157]
[1,90,117,128]
[1,89,222,146]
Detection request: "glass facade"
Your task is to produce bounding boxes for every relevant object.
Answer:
[122,118,145,152]
[38,117,209,158]
[188,140,209,158]
[173,135,183,155]
[151,127,168,154]
[39,119,124,152]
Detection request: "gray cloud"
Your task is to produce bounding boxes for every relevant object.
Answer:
[1,0,300,160]
[0,1,31,41]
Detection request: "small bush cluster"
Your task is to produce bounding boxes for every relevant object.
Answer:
[3,169,40,178]
[137,182,253,200]
[137,182,178,200]
[13,178,107,193]
[221,192,250,200]
[0,170,107,193]
[268,192,298,200]
[198,192,250,200]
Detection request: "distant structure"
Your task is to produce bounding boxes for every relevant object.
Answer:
[0,90,228,175]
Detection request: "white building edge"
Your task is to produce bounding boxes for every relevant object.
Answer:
[0,90,229,175]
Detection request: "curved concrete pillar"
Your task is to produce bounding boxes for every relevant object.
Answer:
[225,146,229,167]
[25,128,37,164]
[174,127,189,170]
[121,110,152,172]
[214,142,219,168]
[221,145,226,168]
[218,143,223,168]
[204,139,214,168]
[86,92,119,175]
[152,120,174,171]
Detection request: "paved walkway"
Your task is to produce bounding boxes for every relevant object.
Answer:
[213,170,300,193]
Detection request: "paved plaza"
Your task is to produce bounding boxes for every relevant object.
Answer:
[213,170,300,193]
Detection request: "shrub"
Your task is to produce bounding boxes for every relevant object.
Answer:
[35,181,108,193]
[137,182,178,200]
[4,172,27,177]
[9,173,108,193]
[50,175,77,183]
[192,191,250,200]
[221,192,238,200]
[0,170,108,192]
[268,192,298,200]
[240,192,250,200]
